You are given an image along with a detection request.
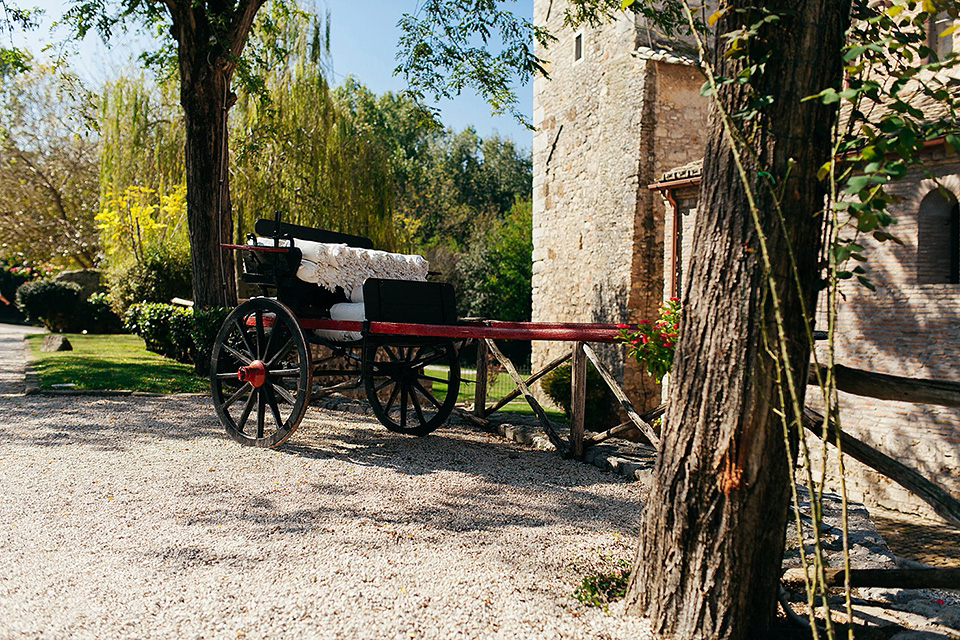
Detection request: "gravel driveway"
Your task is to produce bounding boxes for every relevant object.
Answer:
[0,390,652,639]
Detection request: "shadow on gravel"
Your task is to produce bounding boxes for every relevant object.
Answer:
[197,417,647,538]
[0,395,224,452]
[1,395,644,539]
[171,467,642,545]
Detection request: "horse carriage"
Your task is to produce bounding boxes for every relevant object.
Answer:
[209,217,646,451]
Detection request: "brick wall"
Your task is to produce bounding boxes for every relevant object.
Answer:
[810,148,960,519]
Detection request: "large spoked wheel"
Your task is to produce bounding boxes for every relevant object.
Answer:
[210,298,312,447]
[364,341,460,436]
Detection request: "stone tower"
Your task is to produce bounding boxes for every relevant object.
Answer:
[531,0,709,412]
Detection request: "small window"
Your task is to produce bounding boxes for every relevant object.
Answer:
[917,188,960,284]
[574,33,583,62]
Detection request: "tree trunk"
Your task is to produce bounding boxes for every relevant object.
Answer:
[180,66,237,309]
[624,2,850,638]
[168,0,264,309]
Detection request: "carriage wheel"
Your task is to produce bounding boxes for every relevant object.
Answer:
[210,298,312,447]
[364,342,460,436]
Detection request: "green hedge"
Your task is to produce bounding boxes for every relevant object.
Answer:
[16,280,84,332]
[15,280,123,333]
[125,303,230,374]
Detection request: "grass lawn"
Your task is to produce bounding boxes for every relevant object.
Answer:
[430,366,567,422]
[26,333,209,393]
[24,335,567,421]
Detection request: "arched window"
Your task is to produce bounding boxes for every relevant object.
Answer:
[917,188,960,284]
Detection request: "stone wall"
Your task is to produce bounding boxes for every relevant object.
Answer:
[531,0,707,416]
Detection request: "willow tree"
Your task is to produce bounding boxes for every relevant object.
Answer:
[232,6,397,251]
[60,0,275,307]
[98,75,185,203]
[399,0,959,638]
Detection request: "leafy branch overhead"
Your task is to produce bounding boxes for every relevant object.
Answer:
[396,0,555,125]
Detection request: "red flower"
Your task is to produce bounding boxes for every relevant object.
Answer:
[641,335,649,345]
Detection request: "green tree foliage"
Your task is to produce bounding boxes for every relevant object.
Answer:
[54,0,280,307]
[397,0,554,125]
[98,75,184,202]
[0,61,99,268]
[0,0,38,75]
[231,7,397,250]
[456,199,532,321]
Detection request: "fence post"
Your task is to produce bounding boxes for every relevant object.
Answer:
[571,341,587,459]
[474,338,489,418]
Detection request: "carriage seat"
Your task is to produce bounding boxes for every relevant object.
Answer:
[271,238,430,302]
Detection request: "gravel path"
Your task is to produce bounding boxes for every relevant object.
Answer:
[0,391,651,639]
[0,323,43,395]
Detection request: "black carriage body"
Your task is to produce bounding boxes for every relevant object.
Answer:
[213,219,462,447]
[241,219,375,318]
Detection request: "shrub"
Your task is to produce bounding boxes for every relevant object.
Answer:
[541,362,618,427]
[190,307,231,375]
[15,280,84,332]
[619,298,681,384]
[125,302,230,373]
[124,303,192,361]
[1,264,41,302]
[84,292,124,334]
[108,246,193,315]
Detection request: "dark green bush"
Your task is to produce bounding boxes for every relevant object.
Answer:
[190,307,231,375]
[541,363,618,427]
[124,303,193,361]
[0,265,40,323]
[84,293,124,334]
[108,247,193,315]
[0,265,40,303]
[15,280,84,332]
[125,302,230,372]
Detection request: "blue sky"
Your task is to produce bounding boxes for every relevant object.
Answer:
[14,0,534,148]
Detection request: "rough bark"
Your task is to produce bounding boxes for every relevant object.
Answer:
[624,2,851,638]
[165,0,265,308]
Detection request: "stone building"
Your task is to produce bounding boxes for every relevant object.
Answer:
[533,1,959,519]
[530,1,709,413]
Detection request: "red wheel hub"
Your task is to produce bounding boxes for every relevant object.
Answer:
[238,360,267,388]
